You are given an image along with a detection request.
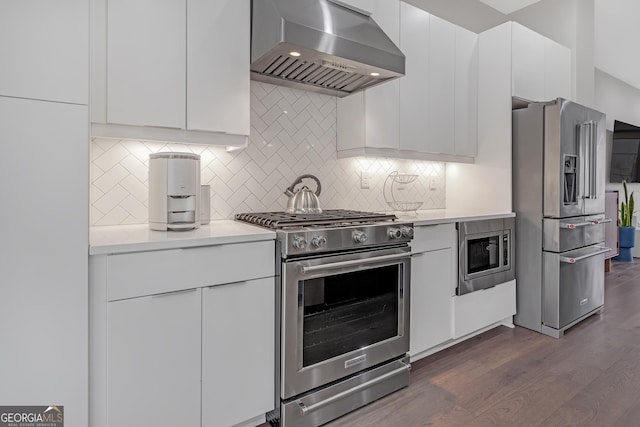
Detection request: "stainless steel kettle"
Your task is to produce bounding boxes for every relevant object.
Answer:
[284,174,322,214]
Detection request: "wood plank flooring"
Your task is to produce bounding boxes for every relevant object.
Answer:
[322,259,640,427]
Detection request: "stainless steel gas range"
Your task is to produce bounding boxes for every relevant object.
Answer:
[235,210,413,427]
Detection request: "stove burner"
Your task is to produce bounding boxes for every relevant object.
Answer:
[235,209,397,229]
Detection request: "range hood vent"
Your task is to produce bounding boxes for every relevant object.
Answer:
[251,0,405,97]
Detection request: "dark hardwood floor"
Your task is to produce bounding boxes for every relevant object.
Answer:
[323,259,640,427]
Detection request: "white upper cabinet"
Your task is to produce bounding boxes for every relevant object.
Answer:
[338,0,401,151]
[544,37,572,101]
[511,23,545,102]
[187,0,250,135]
[510,22,572,102]
[107,0,186,128]
[399,2,429,152]
[427,15,456,155]
[339,1,477,163]
[454,26,479,157]
[0,0,88,105]
[364,0,400,150]
[93,0,249,144]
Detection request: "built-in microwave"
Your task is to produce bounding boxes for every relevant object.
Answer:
[457,217,515,295]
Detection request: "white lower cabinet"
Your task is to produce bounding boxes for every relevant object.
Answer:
[202,279,275,427]
[452,280,516,339]
[93,241,276,427]
[410,248,453,357]
[107,288,202,427]
[409,220,516,360]
[409,224,456,360]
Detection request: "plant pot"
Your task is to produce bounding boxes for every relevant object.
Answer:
[615,226,636,262]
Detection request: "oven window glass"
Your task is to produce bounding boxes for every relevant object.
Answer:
[467,235,500,274]
[301,264,400,367]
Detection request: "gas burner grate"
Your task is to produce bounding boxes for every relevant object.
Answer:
[235,210,397,229]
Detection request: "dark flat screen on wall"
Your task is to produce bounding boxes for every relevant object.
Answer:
[610,120,640,183]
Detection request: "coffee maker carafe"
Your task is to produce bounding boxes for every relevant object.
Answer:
[148,152,200,231]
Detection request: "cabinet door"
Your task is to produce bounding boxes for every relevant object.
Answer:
[0,0,88,104]
[410,248,453,357]
[454,26,478,157]
[511,23,544,102]
[0,98,88,425]
[399,2,429,152]
[202,278,275,427]
[544,37,572,101]
[107,0,186,128]
[364,0,400,150]
[427,15,455,154]
[187,0,250,135]
[107,289,201,427]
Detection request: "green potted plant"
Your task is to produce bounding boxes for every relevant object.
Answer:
[616,180,636,262]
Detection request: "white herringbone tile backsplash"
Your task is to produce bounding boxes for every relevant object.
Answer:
[91,81,445,226]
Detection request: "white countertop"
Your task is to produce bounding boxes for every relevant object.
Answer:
[90,220,276,255]
[398,209,515,226]
[89,210,514,255]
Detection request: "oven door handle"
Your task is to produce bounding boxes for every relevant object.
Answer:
[300,253,409,274]
[297,361,411,416]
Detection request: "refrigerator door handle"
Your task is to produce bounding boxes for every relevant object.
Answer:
[559,218,613,229]
[559,246,611,264]
[582,121,598,199]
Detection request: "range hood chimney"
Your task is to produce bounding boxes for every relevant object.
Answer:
[250,0,405,97]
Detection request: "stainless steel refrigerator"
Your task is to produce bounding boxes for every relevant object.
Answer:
[512,98,611,338]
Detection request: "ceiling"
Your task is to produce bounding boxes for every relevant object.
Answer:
[478,0,543,15]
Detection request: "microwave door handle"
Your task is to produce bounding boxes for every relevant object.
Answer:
[502,232,510,269]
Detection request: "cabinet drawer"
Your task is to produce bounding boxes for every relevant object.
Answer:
[107,240,275,301]
[452,280,515,338]
[411,223,455,253]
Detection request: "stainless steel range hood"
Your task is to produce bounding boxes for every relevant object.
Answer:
[251,0,405,97]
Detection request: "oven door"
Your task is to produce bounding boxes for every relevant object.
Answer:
[281,246,410,400]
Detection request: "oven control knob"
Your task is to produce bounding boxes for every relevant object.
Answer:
[400,226,414,239]
[388,228,402,239]
[311,235,327,248]
[352,230,367,244]
[292,235,308,249]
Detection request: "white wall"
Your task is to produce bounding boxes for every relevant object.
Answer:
[595,69,640,132]
[595,69,640,202]
[594,0,640,93]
